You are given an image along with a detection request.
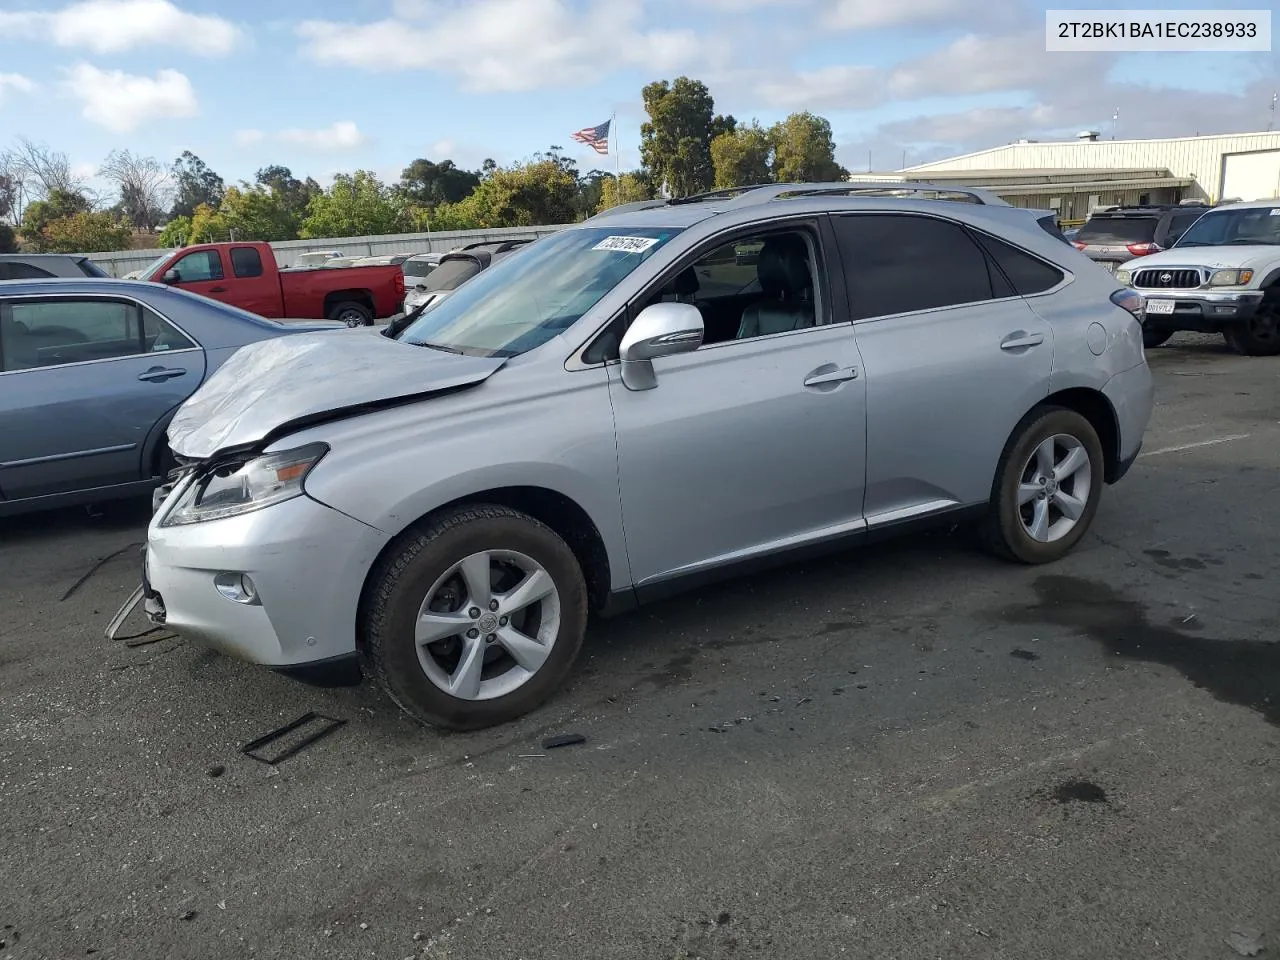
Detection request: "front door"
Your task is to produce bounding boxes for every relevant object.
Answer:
[607,222,868,588]
[828,212,1056,523]
[166,248,229,302]
[0,296,205,500]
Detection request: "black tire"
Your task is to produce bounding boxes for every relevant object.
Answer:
[1141,324,1173,348]
[979,406,1105,564]
[328,300,373,327]
[360,504,588,731]
[1222,303,1280,356]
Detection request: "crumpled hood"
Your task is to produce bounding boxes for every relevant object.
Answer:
[168,329,504,460]
[1129,247,1276,271]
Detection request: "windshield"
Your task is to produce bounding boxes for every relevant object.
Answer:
[396,226,683,357]
[1175,207,1280,247]
[403,259,438,280]
[1075,216,1158,244]
[136,252,176,281]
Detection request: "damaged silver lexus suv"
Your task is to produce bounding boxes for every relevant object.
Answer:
[139,183,1153,731]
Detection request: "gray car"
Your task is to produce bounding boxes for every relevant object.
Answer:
[0,279,340,517]
[0,254,111,280]
[142,182,1154,731]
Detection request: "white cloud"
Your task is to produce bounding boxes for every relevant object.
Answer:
[0,73,37,102]
[0,0,241,56]
[277,121,367,151]
[233,122,367,153]
[296,0,702,92]
[62,63,198,133]
[756,65,881,109]
[823,0,989,30]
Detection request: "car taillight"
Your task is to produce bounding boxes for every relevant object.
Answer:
[1126,242,1161,256]
[1110,288,1145,319]
[394,271,405,297]
[1072,241,1088,251]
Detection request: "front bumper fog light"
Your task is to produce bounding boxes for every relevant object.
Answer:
[214,572,260,605]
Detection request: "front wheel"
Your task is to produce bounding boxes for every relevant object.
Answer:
[1222,304,1280,356]
[360,504,588,731]
[328,300,373,327]
[979,407,1105,564]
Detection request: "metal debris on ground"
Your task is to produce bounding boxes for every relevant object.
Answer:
[63,542,143,602]
[1225,929,1265,957]
[240,712,347,765]
[541,733,587,750]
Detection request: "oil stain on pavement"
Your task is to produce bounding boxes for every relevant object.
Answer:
[997,575,1280,727]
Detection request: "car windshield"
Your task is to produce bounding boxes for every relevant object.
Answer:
[1175,207,1280,247]
[136,252,176,281]
[1075,216,1158,244]
[395,226,682,357]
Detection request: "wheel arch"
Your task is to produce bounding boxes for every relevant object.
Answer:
[1035,387,1121,482]
[322,289,375,314]
[356,485,614,650]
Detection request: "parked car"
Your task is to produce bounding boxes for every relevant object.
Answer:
[0,279,342,518]
[1071,203,1211,273]
[143,181,1152,731]
[400,239,535,315]
[401,252,442,287]
[292,251,345,267]
[1115,199,1280,355]
[354,254,412,267]
[134,241,405,327]
[0,254,111,279]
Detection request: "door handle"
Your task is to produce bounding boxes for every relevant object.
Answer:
[1000,332,1045,350]
[208,286,227,293]
[138,367,187,383]
[803,365,859,387]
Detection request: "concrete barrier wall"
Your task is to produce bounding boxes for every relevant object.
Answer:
[83,224,572,276]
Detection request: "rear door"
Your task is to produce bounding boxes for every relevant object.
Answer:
[0,295,206,499]
[830,212,1055,524]
[225,245,282,317]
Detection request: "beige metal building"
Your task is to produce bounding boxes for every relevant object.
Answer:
[857,130,1280,223]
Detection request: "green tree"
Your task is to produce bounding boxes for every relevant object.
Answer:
[20,188,91,251]
[425,200,481,231]
[187,202,228,243]
[461,155,580,227]
[770,112,847,183]
[640,77,735,197]
[397,158,481,207]
[218,184,299,241]
[170,151,224,219]
[300,171,409,239]
[710,122,774,189]
[597,172,655,212]
[40,211,132,253]
[0,223,16,253]
[254,165,320,233]
[157,215,191,248]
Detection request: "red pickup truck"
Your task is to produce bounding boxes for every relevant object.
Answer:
[135,241,404,326]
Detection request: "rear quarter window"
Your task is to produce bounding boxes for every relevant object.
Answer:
[974,233,1066,296]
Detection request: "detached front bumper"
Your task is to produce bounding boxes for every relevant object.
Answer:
[144,488,391,675]
[1139,290,1264,332]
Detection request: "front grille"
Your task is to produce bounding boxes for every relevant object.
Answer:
[1133,268,1201,289]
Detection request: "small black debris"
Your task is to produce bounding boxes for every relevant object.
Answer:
[832,687,845,696]
[856,684,868,690]
[1010,648,1040,661]
[207,765,226,778]
[707,727,723,734]
[180,910,197,922]
[716,912,732,926]
[542,733,586,750]
[1052,779,1108,804]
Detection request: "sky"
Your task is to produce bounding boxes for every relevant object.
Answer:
[0,0,1277,202]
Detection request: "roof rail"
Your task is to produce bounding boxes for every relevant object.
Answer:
[583,199,671,221]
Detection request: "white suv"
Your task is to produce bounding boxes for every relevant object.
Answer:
[1115,200,1280,355]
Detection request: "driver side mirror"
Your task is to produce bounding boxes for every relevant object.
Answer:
[618,302,704,391]
[161,269,180,285]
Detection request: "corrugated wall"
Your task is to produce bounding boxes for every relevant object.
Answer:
[907,132,1280,202]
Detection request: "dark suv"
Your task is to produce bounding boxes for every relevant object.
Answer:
[0,254,111,280]
[1071,203,1211,274]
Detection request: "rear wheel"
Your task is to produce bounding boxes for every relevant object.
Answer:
[360,504,589,731]
[979,407,1105,564]
[1141,324,1173,348]
[1222,302,1280,356]
[328,300,373,327]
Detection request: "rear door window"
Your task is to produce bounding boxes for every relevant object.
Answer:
[2,299,143,371]
[831,213,993,320]
[230,246,264,278]
[1075,216,1158,244]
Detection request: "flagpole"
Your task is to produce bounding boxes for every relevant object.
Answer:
[612,111,620,184]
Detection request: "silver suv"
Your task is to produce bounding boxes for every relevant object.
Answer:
[140,182,1154,730]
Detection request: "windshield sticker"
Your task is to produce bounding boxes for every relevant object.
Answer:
[593,235,659,253]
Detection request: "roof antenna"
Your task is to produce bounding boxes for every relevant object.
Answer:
[1268,90,1277,131]
[1111,107,1119,139]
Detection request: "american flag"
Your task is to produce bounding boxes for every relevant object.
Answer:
[571,119,611,155]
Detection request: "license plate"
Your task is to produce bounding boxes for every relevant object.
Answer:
[1145,299,1176,315]
[1100,261,1118,274]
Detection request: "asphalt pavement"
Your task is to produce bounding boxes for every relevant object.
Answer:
[1,332,1276,960]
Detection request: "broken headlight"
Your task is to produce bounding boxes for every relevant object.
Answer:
[160,443,328,526]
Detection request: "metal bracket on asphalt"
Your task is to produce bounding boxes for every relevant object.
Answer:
[104,584,145,641]
[240,712,347,766]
